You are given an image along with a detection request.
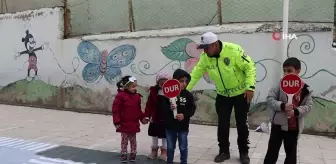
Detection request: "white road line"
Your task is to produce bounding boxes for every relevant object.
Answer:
[4,139,27,147]
[35,144,59,152]
[27,159,56,164]
[39,157,85,164]
[21,143,47,150]
[26,143,51,151]
[0,137,15,144]
[0,137,60,152]
[2,139,25,147]
[13,141,38,148]
[26,157,85,164]
[0,138,21,146]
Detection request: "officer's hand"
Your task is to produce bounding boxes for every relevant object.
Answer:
[244,90,254,104]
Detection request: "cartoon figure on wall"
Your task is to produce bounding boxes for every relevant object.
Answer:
[14,30,48,80]
[77,41,136,84]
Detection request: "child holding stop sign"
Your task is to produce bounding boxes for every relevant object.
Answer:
[162,69,196,164]
[263,57,313,164]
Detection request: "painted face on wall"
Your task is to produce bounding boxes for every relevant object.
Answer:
[27,37,36,52]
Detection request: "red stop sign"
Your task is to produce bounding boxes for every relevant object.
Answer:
[162,79,181,98]
[280,74,303,95]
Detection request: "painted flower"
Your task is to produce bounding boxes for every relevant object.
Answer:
[184,42,213,84]
[160,38,213,84]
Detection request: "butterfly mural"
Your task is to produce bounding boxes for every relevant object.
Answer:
[77,41,136,84]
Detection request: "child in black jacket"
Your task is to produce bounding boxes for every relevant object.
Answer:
[163,69,196,164]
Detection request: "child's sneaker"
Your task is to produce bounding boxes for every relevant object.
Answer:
[129,153,137,162]
[121,153,127,163]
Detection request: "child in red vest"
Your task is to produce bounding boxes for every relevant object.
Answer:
[112,76,145,163]
[143,71,171,160]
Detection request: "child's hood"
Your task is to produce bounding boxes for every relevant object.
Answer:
[173,69,191,82]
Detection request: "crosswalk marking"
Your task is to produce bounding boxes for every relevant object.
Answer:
[27,143,51,151]
[22,143,48,150]
[27,159,55,164]
[25,157,88,164]
[14,141,38,149]
[34,145,59,153]
[0,137,13,143]
[0,137,59,152]
[0,138,22,146]
[5,139,27,147]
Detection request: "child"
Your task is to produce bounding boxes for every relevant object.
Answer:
[163,69,196,164]
[143,71,171,160]
[263,57,313,164]
[112,75,145,163]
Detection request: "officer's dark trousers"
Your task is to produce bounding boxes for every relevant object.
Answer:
[216,93,249,154]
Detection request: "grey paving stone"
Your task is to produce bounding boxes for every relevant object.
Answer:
[0,104,335,164]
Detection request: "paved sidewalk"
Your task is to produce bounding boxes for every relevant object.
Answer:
[0,105,336,164]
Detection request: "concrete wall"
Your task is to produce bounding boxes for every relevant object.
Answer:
[1,7,336,135]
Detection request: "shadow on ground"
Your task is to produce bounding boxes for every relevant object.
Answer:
[37,145,178,164]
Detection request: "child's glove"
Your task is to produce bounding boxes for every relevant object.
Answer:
[114,123,121,129]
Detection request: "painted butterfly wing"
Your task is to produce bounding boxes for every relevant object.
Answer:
[82,63,101,83]
[104,67,122,84]
[77,41,102,64]
[106,44,136,68]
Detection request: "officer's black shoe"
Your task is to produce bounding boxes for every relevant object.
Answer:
[214,152,230,163]
[239,153,250,164]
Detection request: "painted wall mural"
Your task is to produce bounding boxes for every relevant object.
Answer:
[77,41,136,84]
[15,30,48,80]
[0,7,335,136]
[161,38,213,83]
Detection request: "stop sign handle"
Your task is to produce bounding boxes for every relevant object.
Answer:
[170,97,178,118]
[286,94,294,118]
